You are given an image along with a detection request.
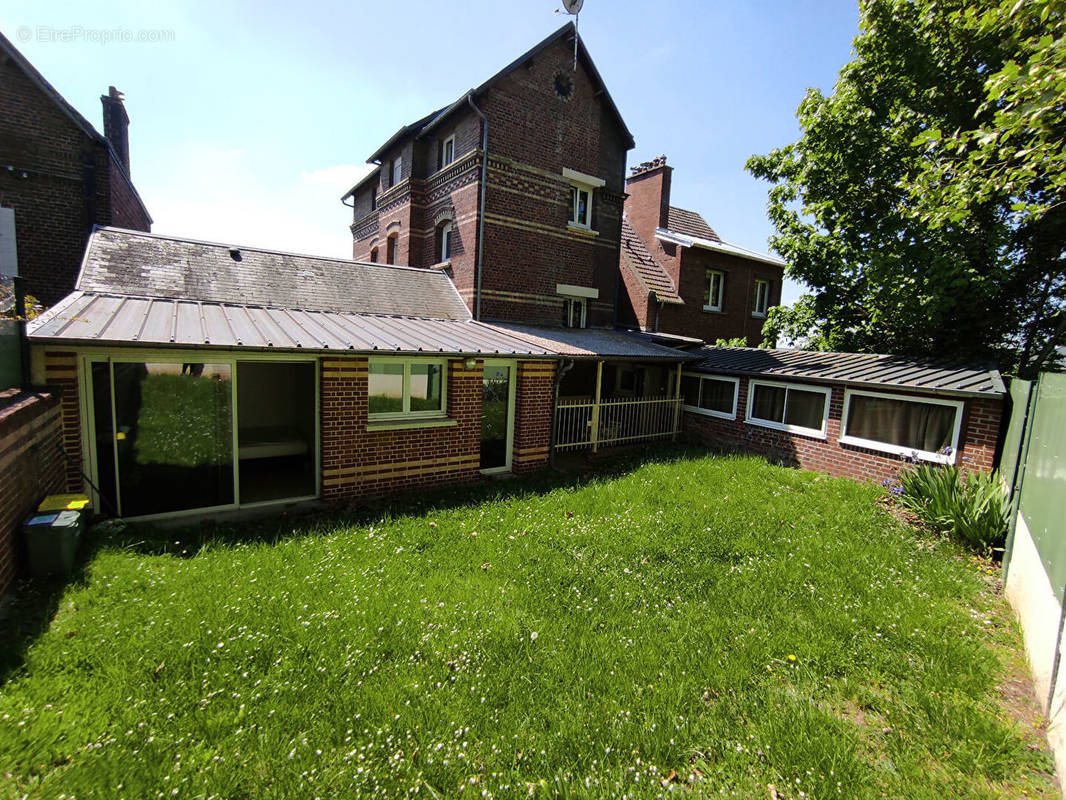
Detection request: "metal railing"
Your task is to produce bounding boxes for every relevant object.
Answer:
[555,395,681,451]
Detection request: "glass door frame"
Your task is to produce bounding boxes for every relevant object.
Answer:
[480,359,517,475]
[78,349,321,521]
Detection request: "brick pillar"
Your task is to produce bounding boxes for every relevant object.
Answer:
[513,360,555,473]
[320,357,368,501]
[42,351,82,492]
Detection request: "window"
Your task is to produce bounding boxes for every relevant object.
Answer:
[753,279,770,317]
[681,373,740,419]
[562,296,587,328]
[386,234,397,265]
[368,359,446,419]
[369,246,378,263]
[746,380,831,438]
[370,186,377,211]
[438,221,453,262]
[390,157,402,187]
[439,135,455,169]
[569,185,592,228]
[704,270,725,312]
[840,390,963,463]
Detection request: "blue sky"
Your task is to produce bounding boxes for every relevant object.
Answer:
[2,0,859,305]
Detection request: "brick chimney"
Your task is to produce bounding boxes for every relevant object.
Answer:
[100,86,130,173]
[624,155,672,247]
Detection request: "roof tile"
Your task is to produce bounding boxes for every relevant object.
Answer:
[667,206,720,242]
[620,218,682,305]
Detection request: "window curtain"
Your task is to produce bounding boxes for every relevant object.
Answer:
[845,394,957,452]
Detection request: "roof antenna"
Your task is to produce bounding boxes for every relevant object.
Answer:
[559,0,584,71]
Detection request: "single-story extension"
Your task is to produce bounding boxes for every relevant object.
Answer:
[27,227,689,520]
[680,347,1005,484]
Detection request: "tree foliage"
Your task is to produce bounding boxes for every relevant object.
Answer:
[748,0,1065,376]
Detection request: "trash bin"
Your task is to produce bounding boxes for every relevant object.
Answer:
[23,508,84,579]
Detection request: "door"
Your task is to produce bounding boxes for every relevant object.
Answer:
[481,362,516,473]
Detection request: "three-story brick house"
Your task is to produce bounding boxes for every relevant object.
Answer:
[342,23,633,330]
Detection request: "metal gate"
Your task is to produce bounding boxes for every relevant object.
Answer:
[554,396,681,451]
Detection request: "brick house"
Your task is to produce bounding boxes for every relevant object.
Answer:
[27,227,687,519]
[342,23,632,330]
[680,347,1004,483]
[0,30,151,307]
[619,156,785,346]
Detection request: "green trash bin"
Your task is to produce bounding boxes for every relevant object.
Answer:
[23,508,84,579]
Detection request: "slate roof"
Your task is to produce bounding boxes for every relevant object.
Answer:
[490,324,694,361]
[666,206,720,243]
[76,227,471,320]
[688,347,1005,398]
[619,217,682,305]
[29,291,553,356]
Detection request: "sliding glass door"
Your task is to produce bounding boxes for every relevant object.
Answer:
[87,357,316,518]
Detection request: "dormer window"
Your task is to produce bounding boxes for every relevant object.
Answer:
[439,135,455,169]
[390,157,402,188]
[562,168,605,232]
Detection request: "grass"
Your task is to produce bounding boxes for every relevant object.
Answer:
[0,450,1054,799]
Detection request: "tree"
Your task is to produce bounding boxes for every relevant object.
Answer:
[748,0,1064,376]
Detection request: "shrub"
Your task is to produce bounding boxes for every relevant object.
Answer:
[899,464,1008,553]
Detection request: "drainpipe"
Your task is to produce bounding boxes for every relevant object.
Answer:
[549,358,575,470]
[14,275,30,389]
[467,93,489,321]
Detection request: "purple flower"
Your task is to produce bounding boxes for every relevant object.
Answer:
[939,445,954,456]
[891,486,904,497]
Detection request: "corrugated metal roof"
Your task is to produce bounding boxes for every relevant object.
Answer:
[688,347,1006,397]
[28,292,553,356]
[620,217,683,304]
[490,324,694,360]
[77,228,471,321]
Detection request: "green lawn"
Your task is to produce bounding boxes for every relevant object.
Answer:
[0,451,1055,798]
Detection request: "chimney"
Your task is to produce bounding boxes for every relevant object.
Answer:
[624,155,672,241]
[100,86,130,173]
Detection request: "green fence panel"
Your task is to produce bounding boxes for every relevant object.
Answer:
[1020,373,1066,601]
[0,319,20,391]
[1000,378,1033,493]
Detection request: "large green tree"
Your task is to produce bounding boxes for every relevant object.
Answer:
[749,0,1064,376]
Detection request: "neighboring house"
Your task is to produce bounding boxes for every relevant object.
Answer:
[680,347,1004,483]
[619,156,785,346]
[0,30,152,307]
[27,227,687,518]
[342,22,633,330]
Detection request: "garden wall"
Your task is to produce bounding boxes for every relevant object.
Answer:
[0,389,65,595]
[682,376,1001,484]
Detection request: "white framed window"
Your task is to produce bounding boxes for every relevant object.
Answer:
[368,359,447,420]
[839,389,964,463]
[680,373,740,419]
[753,279,770,317]
[569,185,592,228]
[704,270,725,312]
[390,157,403,187]
[746,379,831,438]
[440,135,455,169]
[439,221,453,262]
[562,296,587,328]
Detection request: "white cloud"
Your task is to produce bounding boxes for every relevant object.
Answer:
[141,144,373,258]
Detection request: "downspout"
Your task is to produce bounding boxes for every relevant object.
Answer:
[467,93,489,321]
[549,358,576,470]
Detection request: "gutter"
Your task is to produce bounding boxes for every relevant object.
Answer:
[467,93,489,321]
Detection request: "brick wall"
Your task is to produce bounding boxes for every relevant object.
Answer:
[40,351,83,492]
[682,376,1002,483]
[0,50,149,306]
[0,390,64,595]
[320,357,556,501]
[514,361,555,472]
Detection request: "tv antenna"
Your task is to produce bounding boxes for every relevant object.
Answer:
[559,0,583,70]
